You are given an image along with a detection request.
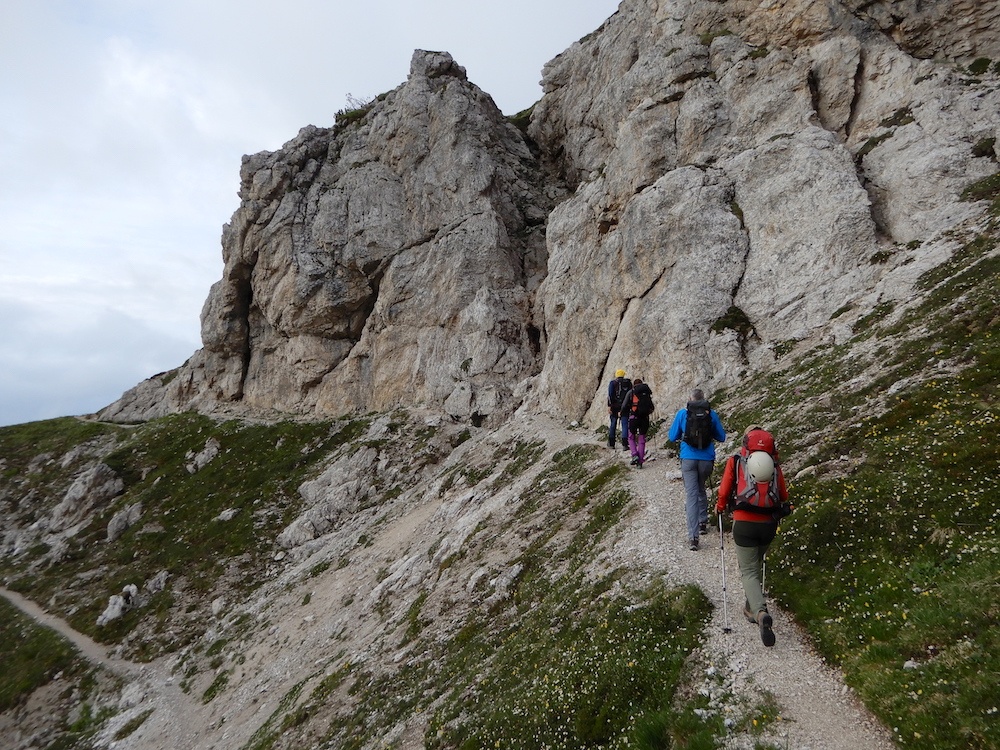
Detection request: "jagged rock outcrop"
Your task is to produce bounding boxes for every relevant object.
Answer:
[96,584,139,627]
[49,463,124,534]
[106,502,142,543]
[101,50,555,426]
[99,0,1000,430]
[841,0,1000,60]
[185,437,220,474]
[276,447,377,549]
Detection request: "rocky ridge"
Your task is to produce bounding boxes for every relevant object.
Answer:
[100,0,999,433]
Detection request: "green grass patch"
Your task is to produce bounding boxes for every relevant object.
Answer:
[0,417,122,467]
[425,580,712,750]
[732,689,783,736]
[202,670,230,703]
[968,58,992,75]
[960,173,1000,215]
[241,675,314,750]
[972,137,996,160]
[113,708,154,740]
[711,305,755,338]
[857,131,893,159]
[0,598,85,712]
[699,28,732,45]
[508,104,535,135]
[880,107,915,128]
[489,439,547,491]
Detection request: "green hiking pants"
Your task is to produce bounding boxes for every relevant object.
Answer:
[732,519,778,619]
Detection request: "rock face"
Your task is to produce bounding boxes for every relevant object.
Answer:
[102,51,553,426]
[525,0,998,424]
[49,463,124,534]
[99,0,1000,427]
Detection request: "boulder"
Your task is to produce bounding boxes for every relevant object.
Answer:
[50,464,124,533]
[106,502,142,543]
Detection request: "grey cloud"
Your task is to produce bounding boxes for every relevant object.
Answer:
[0,302,196,427]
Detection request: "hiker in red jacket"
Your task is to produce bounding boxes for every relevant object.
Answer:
[716,426,792,647]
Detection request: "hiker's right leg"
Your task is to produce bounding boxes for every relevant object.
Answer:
[681,459,703,542]
[733,540,766,617]
[733,521,777,618]
[608,413,617,447]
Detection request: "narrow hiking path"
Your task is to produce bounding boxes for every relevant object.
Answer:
[611,445,898,749]
[1,586,141,679]
[0,586,204,749]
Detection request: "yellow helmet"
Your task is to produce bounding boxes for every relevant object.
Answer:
[615,369,626,378]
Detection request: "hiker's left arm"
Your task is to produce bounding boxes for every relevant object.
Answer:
[666,411,683,442]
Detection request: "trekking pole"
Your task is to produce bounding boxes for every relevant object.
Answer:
[719,513,732,634]
[762,554,767,599]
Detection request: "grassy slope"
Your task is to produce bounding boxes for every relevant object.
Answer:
[0,417,722,750]
[1,414,365,659]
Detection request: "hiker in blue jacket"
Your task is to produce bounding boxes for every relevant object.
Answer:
[667,389,726,551]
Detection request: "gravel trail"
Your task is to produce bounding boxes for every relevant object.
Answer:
[613,447,898,749]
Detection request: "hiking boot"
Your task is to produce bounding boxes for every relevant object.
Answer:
[742,601,756,624]
[630,456,639,466]
[688,538,699,551]
[699,522,708,535]
[759,611,775,647]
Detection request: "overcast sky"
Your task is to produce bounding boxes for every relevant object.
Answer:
[0,0,620,427]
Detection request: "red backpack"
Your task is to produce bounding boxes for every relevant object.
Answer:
[729,429,781,513]
[743,428,777,456]
[732,455,781,512]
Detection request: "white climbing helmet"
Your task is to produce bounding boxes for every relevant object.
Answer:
[746,451,775,483]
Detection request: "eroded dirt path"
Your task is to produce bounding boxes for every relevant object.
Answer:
[1,586,207,749]
[1,587,140,679]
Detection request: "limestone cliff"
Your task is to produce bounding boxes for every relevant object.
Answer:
[102,51,555,426]
[99,0,1000,427]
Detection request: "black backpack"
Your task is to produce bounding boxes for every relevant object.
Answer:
[610,378,632,413]
[683,400,713,449]
[632,384,654,417]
